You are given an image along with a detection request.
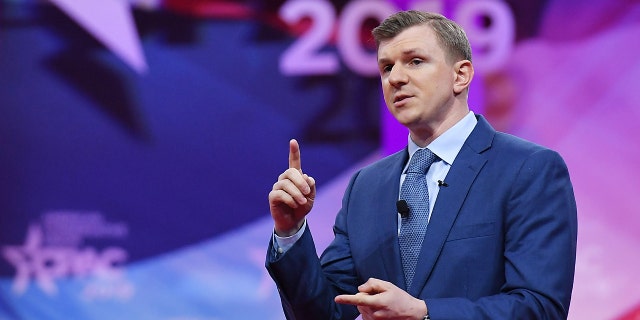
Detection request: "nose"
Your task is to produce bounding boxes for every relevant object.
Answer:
[387,65,408,87]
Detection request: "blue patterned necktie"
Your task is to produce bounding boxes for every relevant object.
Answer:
[399,148,436,288]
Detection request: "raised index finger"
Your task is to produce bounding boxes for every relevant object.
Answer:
[288,139,302,171]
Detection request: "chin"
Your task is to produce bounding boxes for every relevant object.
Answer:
[396,117,418,129]
[392,110,416,124]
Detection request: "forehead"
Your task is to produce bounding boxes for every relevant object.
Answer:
[377,24,444,59]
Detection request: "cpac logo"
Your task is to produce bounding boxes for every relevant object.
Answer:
[1,212,130,297]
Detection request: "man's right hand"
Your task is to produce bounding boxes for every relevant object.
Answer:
[268,139,316,237]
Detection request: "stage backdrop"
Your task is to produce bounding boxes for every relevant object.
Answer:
[1,0,639,319]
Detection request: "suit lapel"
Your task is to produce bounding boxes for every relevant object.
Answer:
[376,149,409,289]
[408,115,494,296]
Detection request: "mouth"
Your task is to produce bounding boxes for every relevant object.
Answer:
[393,94,412,104]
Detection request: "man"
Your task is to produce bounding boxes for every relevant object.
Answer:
[266,10,577,320]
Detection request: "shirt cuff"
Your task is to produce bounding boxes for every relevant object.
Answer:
[273,220,307,255]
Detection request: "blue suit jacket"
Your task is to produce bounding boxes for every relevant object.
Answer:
[266,116,578,319]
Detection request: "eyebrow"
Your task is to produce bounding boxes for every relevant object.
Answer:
[378,48,426,64]
[401,48,423,56]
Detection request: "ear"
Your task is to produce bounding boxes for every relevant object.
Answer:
[453,60,473,95]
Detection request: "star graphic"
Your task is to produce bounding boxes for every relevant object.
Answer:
[2,225,60,295]
[48,0,148,73]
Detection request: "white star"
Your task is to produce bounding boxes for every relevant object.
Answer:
[48,0,148,73]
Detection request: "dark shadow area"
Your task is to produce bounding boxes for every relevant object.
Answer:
[39,6,150,141]
[43,52,150,142]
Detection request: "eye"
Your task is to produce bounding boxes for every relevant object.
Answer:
[409,58,423,66]
[380,64,393,74]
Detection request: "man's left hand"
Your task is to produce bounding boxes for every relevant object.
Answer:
[335,278,427,320]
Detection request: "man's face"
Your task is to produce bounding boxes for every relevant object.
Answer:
[377,24,458,135]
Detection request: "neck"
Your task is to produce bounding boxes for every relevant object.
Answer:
[409,107,469,147]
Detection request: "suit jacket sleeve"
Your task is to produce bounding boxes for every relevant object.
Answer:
[265,172,363,320]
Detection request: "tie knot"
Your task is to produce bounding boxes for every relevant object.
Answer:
[406,148,436,174]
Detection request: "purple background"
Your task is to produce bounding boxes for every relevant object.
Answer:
[1,0,639,319]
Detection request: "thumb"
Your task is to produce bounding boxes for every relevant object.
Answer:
[358,278,391,294]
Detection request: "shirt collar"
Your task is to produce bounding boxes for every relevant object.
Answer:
[407,111,477,166]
